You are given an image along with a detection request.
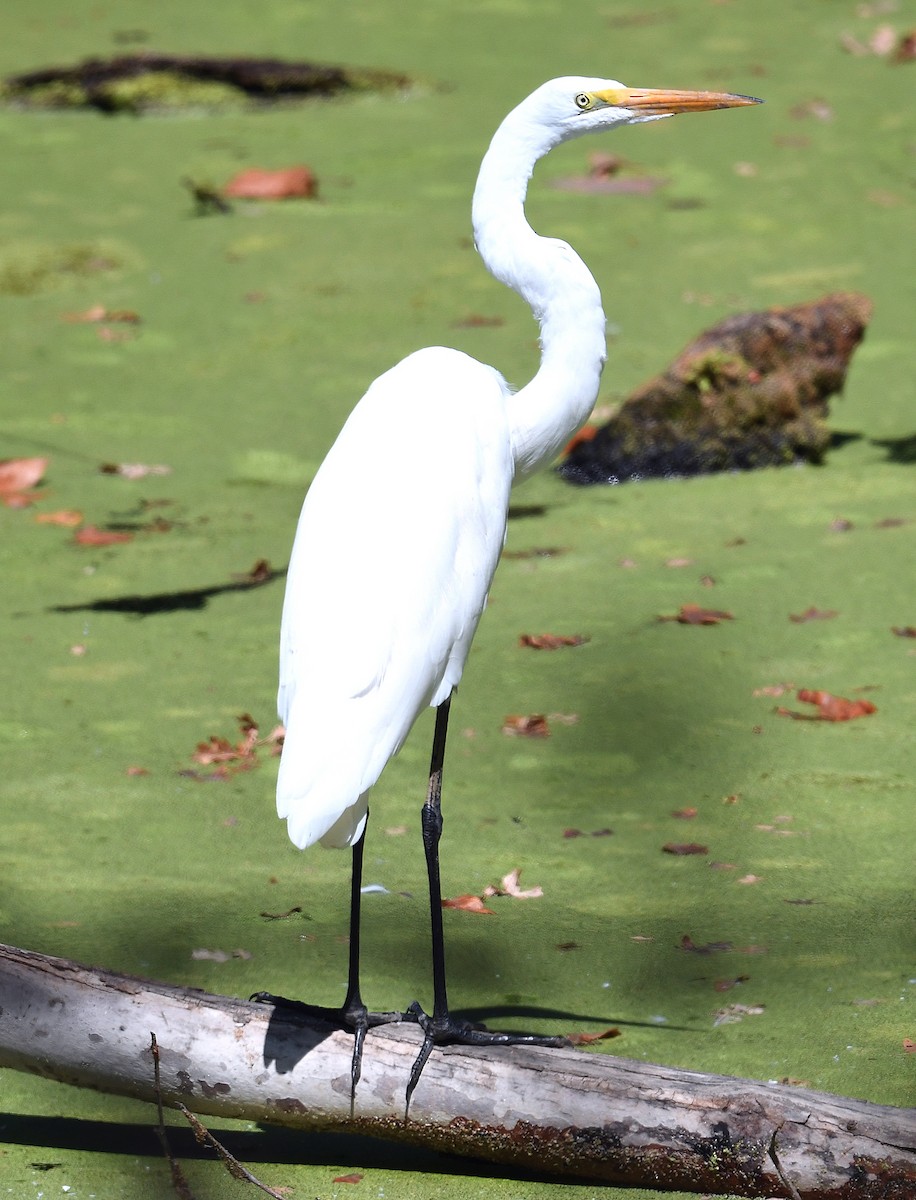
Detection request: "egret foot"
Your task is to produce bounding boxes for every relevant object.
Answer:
[251,991,404,1114]
[401,1000,569,1117]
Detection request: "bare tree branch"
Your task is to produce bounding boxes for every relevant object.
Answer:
[1,942,913,1196]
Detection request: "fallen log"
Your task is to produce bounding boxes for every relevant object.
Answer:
[1,943,913,1197]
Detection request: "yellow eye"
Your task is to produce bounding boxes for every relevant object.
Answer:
[574,92,592,111]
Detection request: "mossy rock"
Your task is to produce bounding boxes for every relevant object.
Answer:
[559,292,873,484]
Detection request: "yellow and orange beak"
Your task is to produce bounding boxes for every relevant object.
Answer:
[593,87,762,115]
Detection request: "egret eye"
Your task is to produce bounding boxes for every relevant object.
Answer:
[574,93,592,111]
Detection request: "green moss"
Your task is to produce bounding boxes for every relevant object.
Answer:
[96,70,248,114]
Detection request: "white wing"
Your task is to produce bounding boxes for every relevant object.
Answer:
[277,347,513,849]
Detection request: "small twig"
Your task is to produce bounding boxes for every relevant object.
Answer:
[150,1030,286,1198]
[175,1103,288,1199]
[768,1128,804,1200]
[150,1032,197,1200]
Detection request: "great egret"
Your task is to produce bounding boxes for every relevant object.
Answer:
[268,76,760,1107]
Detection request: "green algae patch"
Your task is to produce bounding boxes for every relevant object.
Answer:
[1,53,416,114]
[0,238,138,295]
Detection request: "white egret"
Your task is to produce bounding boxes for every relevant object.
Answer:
[267,76,761,1107]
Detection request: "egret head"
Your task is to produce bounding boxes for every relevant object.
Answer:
[518,76,762,144]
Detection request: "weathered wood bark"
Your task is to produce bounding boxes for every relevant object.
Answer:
[1,943,913,1197]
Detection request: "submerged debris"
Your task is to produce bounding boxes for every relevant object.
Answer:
[559,292,872,485]
[1,53,413,114]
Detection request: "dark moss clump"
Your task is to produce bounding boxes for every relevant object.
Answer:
[1,53,413,114]
[559,292,872,485]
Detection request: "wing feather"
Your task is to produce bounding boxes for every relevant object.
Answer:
[277,348,513,848]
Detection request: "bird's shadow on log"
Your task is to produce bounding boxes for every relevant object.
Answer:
[260,1001,691,1077]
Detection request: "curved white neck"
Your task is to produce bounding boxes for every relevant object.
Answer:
[471,110,607,481]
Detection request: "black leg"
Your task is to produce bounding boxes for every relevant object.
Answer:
[403,695,568,1116]
[252,813,403,1115]
[340,824,370,1106]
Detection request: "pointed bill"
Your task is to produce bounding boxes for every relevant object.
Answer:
[596,87,763,114]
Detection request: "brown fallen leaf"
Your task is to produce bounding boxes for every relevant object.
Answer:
[891,626,916,638]
[0,456,48,507]
[224,166,317,200]
[555,941,580,952]
[482,868,543,899]
[502,713,549,737]
[563,828,584,838]
[441,894,496,915]
[903,1038,916,1054]
[776,689,877,722]
[789,606,838,623]
[714,975,750,992]
[518,632,589,649]
[566,1026,622,1045]
[125,765,149,777]
[231,558,276,585]
[671,807,698,820]
[563,425,599,456]
[659,603,734,625]
[333,1173,364,1185]
[663,842,709,856]
[35,509,83,527]
[73,525,134,547]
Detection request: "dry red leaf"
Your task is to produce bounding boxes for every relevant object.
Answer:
[482,868,543,899]
[188,714,282,777]
[333,1174,364,1185]
[518,632,589,649]
[0,456,47,507]
[502,713,549,737]
[891,626,916,638]
[789,607,838,623]
[563,424,599,455]
[224,166,317,200]
[441,894,496,915]
[125,765,149,777]
[663,842,709,856]
[35,509,83,527]
[671,807,698,820]
[73,525,134,546]
[566,1026,621,1045]
[563,828,584,839]
[676,603,734,625]
[777,689,877,722]
[903,1038,916,1054]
